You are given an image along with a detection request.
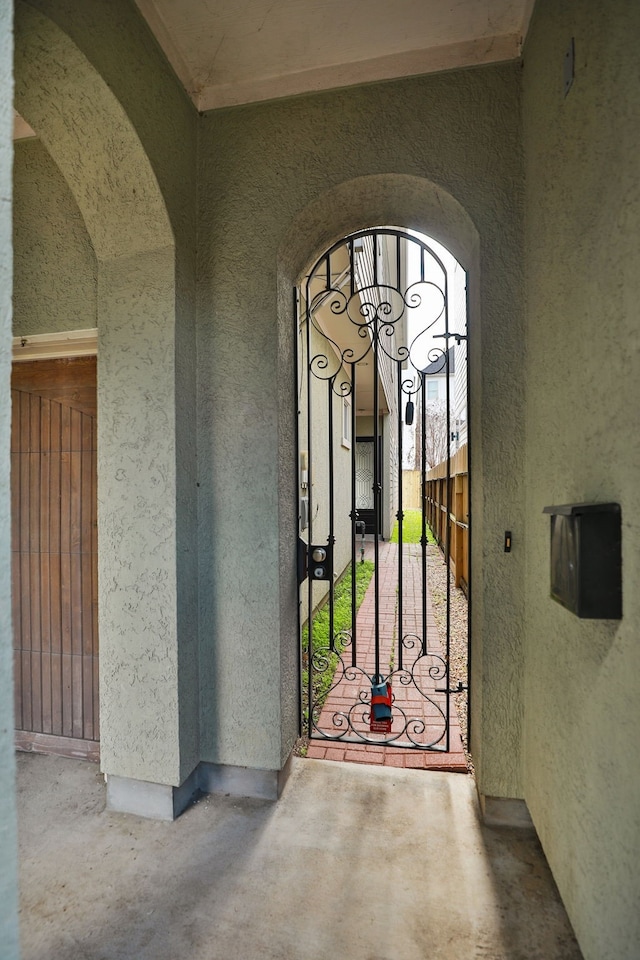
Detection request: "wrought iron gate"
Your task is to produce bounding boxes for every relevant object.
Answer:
[297,228,468,752]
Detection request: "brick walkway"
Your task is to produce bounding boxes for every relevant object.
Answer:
[306,540,468,772]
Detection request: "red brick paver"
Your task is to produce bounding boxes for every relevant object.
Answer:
[306,540,468,772]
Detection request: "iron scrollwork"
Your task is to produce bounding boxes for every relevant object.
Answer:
[301,227,463,753]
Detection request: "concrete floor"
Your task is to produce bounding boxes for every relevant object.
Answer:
[17,753,583,960]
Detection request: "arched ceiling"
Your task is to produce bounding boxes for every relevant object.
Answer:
[134,0,535,110]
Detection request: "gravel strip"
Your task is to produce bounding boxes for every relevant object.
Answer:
[426,543,474,775]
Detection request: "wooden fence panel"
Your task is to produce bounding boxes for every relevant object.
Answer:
[402,445,469,593]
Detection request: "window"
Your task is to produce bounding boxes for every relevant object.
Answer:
[427,379,439,401]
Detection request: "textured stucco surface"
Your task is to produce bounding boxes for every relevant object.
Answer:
[198,68,525,792]
[0,1,19,955]
[14,0,200,786]
[98,249,182,783]
[19,6,201,768]
[13,138,97,335]
[15,3,171,261]
[522,2,640,958]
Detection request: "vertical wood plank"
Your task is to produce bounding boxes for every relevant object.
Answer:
[82,655,94,741]
[30,650,42,733]
[11,524,21,655]
[91,420,98,661]
[40,553,52,734]
[51,652,62,737]
[72,654,83,740]
[61,652,72,739]
[60,551,72,738]
[13,649,22,729]
[19,549,31,654]
[21,649,32,732]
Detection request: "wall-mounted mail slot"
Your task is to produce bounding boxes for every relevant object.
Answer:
[542,502,622,620]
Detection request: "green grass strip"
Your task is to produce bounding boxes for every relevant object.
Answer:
[302,559,374,725]
[390,508,435,544]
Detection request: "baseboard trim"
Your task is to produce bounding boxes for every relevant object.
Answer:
[106,754,294,820]
[106,764,201,821]
[199,752,293,802]
[16,730,100,762]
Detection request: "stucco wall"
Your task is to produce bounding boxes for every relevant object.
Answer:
[22,3,201,767]
[522,2,640,957]
[14,0,200,787]
[197,65,525,792]
[0,2,19,955]
[13,137,97,335]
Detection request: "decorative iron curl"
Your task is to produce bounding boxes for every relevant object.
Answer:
[401,374,418,398]
[404,280,446,325]
[346,285,405,329]
[424,345,447,373]
[425,655,447,682]
[309,351,341,382]
[310,638,450,750]
[309,287,348,318]
[401,633,421,652]
[311,648,332,673]
[332,378,353,399]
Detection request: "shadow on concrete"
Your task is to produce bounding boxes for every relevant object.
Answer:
[18,752,582,960]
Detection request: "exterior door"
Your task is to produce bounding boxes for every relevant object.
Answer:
[11,357,99,760]
[355,437,382,535]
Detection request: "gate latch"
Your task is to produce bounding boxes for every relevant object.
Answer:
[297,540,334,584]
[308,543,333,582]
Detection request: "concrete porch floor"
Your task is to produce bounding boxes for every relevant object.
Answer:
[17,752,583,960]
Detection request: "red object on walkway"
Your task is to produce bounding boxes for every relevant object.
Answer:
[370,678,392,731]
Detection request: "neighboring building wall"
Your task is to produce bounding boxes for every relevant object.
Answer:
[0,3,19,956]
[197,64,525,796]
[13,137,97,335]
[298,314,353,608]
[523,2,640,957]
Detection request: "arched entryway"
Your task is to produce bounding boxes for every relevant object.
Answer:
[277,174,481,769]
[296,225,469,763]
[13,2,191,793]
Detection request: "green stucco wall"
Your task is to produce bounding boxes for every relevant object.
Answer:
[0,3,19,956]
[522,2,640,957]
[14,0,200,787]
[13,137,97,335]
[20,7,201,767]
[197,65,525,791]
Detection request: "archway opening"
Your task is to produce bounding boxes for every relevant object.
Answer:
[296,226,470,769]
[12,2,187,788]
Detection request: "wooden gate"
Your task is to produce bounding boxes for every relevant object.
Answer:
[11,357,99,760]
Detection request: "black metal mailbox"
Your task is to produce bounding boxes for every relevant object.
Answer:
[542,502,622,619]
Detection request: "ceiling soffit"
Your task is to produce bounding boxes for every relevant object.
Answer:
[135,0,535,111]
